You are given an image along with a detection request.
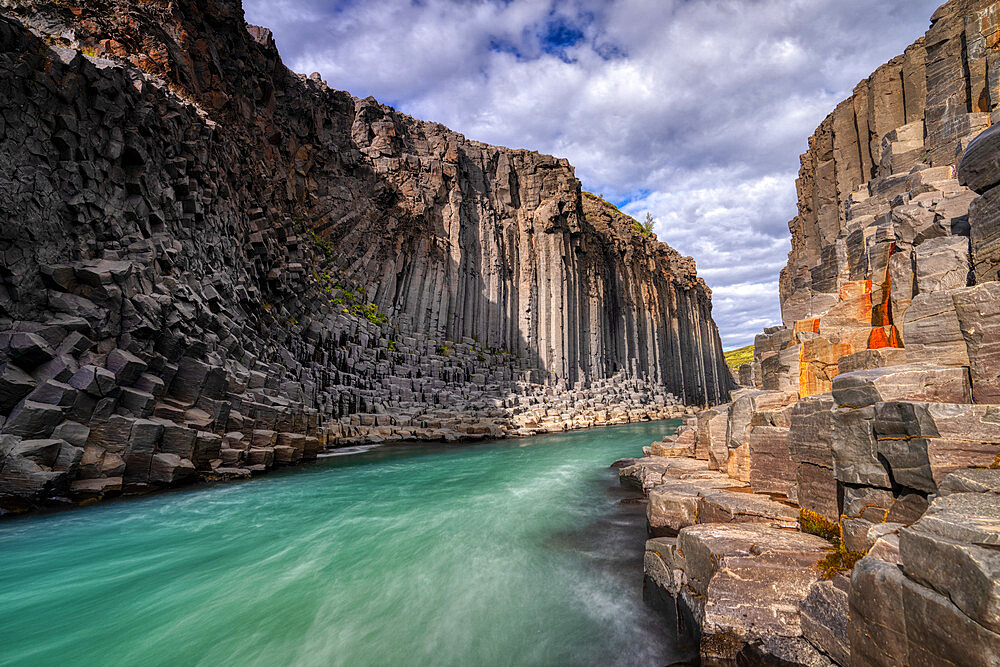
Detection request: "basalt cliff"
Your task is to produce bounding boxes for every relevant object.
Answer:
[635,0,1000,664]
[0,0,732,510]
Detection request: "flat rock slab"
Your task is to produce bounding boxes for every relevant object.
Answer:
[618,455,710,492]
[647,473,748,536]
[939,468,1000,495]
[832,364,971,408]
[697,487,800,528]
[657,523,833,664]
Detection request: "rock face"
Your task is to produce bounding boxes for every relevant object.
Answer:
[0,1,732,508]
[641,1,1000,664]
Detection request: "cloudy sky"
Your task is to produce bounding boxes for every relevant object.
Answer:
[244,0,942,348]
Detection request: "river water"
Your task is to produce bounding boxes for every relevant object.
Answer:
[0,421,692,666]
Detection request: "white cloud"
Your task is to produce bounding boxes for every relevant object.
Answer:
[244,0,942,348]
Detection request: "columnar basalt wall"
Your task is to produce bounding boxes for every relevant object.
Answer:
[0,0,731,510]
[639,0,1000,663]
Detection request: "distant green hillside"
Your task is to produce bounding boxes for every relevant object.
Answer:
[724,345,754,370]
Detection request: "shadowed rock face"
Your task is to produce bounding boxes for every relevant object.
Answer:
[0,0,731,507]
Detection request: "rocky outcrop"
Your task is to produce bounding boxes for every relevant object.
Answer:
[637,0,1000,663]
[0,0,732,510]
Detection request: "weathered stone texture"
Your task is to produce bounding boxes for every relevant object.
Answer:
[648,1,1000,663]
[0,1,734,507]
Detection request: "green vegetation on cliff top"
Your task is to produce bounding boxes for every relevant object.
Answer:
[582,191,656,240]
[724,345,754,370]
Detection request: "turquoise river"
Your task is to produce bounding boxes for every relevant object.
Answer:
[0,421,693,666]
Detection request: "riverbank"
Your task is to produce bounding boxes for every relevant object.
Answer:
[0,402,693,518]
[626,403,1000,665]
[0,422,695,666]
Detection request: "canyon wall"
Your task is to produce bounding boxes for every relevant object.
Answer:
[0,0,731,510]
[638,0,1000,664]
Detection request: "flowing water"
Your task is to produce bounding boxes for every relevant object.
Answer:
[0,421,693,667]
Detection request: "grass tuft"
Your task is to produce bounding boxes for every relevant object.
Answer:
[800,509,866,579]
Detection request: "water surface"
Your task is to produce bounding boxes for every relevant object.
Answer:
[0,421,689,666]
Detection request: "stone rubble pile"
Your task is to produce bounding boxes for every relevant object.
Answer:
[0,2,729,512]
[630,1,1000,663]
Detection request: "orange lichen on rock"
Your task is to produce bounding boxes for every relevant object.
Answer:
[799,336,855,397]
[794,318,821,334]
[817,281,874,333]
[868,325,903,350]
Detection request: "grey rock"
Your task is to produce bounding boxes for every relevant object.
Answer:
[938,468,1000,495]
[148,453,196,485]
[914,235,970,293]
[959,122,1000,194]
[0,362,35,413]
[832,364,971,409]
[1,401,65,439]
[68,365,117,398]
[799,577,850,667]
[105,349,146,385]
[831,406,890,488]
[953,282,1000,404]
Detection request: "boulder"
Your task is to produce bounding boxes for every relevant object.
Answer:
[105,348,147,385]
[968,183,1000,283]
[619,456,709,492]
[868,532,901,565]
[118,387,155,417]
[251,429,278,447]
[900,492,1000,634]
[27,380,78,408]
[123,419,164,485]
[789,394,835,468]
[192,431,222,469]
[848,556,912,666]
[168,357,211,405]
[50,420,89,447]
[902,290,970,367]
[155,420,197,458]
[837,347,907,375]
[1,401,65,438]
[647,474,748,536]
[797,463,840,523]
[69,476,123,498]
[695,406,727,462]
[68,365,117,397]
[273,444,302,465]
[246,447,274,467]
[0,455,63,497]
[832,406,890,488]
[5,332,55,369]
[958,123,1000,194]
[938,469,1000,495]
[696,488,799,527]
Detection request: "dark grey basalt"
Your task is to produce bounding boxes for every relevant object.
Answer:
[0,1,732,510]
